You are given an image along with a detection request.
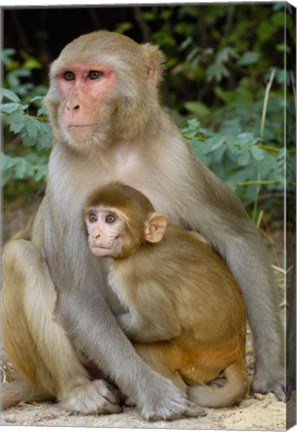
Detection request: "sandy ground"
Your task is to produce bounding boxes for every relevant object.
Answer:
[2,275,292,431]
[0,392,290,430]
[1,326,294,430]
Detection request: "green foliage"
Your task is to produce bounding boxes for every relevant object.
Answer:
[1,88,51,190]
[1,50,51,197]
[181,118,293,203]
[146,3,296,207]
[3,48,47,98]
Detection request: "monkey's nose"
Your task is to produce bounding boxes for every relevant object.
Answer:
[67,104,80,111]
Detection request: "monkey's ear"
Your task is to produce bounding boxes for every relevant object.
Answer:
[142,44,166,87]
[145,213,168,243]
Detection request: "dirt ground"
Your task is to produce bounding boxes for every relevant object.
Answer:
[1,197,295,430]
[0,393,290,430]
[1,322,293,430]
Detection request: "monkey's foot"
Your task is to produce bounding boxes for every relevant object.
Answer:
[60,379,122,415]
[121,394,137,407]
[140,377,206,421]
[252,369,285,402]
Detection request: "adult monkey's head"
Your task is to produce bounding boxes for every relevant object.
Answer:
[45,31,165,153]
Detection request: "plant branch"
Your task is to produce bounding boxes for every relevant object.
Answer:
[260,69,275,138]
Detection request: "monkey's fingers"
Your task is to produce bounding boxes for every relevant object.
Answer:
[143,398,206,422]
[271,384,286,402]
[182,400,207,418]
[60,379,122,415]
[252,372,285,402]
[140,377,206,421]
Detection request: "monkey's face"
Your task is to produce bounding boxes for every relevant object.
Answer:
[54,64,116,152]
[44,31,165,153]
[85,206,130,259]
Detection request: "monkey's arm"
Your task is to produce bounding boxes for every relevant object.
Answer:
[57,282,200,421]
[117,282,181,343]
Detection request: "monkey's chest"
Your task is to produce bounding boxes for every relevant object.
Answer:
[107,265,131,313]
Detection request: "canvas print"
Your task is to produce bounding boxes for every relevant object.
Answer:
[1,2,296,430]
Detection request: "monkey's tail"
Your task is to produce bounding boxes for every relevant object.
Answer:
[188,362,248,408]
[1,379,53,410]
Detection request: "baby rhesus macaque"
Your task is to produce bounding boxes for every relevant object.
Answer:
[84,181,248,408]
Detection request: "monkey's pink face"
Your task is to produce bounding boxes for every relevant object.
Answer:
[85,206,126,258]
[56,63,115,141]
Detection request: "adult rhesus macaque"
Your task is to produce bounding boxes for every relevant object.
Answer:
[2,31,284,419]
[84,182,248,409]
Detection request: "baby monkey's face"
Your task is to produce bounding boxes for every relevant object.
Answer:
[85,206,127,258]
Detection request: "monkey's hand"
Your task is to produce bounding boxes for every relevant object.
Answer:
[252,365,285,401]
[138,372,206,421]
[60,379,122,415]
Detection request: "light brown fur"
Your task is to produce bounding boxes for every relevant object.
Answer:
[84,182,248,408]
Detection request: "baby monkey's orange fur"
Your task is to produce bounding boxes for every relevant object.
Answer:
[84,182,248,408]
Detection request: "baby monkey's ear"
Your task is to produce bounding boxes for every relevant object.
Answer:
[144,213,168,243]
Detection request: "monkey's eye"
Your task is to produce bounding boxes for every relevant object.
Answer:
[88,212,98,223]
[105,213,117,224]
[88,70,104,80]
[63,71,75,81]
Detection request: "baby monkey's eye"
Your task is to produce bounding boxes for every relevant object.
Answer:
[88,212,98,223]
[105,213,117,224]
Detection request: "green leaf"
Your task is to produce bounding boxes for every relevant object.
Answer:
[271,11,285,27]
[30,95,43,103]
[37,124,52,149]
[238,132,255,145]
[161,9,172,20]
[257,21,276,43]
[276,43,290,53]
[206,135,226,152]
[114,22,133,34]
[15,158,29,179]
[184,101,210,117]
[237,149,250,166]
[1,88,20,102]
[24,116,42,140]
[216,47,238,63]
[37,104,48,116]
[179,36,193,51]
[23,57,42,70]
[34,164,48,182]
[143,11,157,21]
[207,63,230,82]
[237,51,259,66]
[0,102,20,114]
[1,48,16,66]
[251,146,265,161]
[1,153,19,170]
[5,108,26,133]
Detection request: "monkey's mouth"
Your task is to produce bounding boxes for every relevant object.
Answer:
[92,246,111,250]
[68,124,97,128]
[68,124,97,134]
[67,124,97,136]
[91,245,113,256]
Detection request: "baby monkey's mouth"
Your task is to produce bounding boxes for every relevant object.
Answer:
[92,245,112,250]
[91,244,112,250]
